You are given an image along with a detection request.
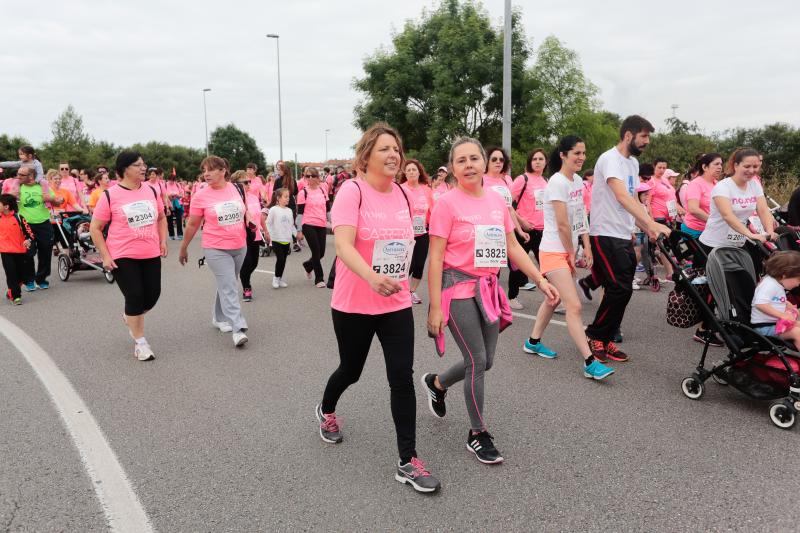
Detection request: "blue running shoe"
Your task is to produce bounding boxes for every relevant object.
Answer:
[584,359,614,380]
[523,340,557,359]
[37,281,49,290]
[23,282,37,292]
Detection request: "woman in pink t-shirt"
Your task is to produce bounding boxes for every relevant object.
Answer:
[420,137,558,466]
[297,167,330,287]
[165,175,185,240]
[317,123,441,494]
[681,153,723,237]
[232,171,266,302]
[89,151,167,362]
[507,148,548,308]
[431,166,452,201]
[179,156,249,348]
[399,159,434,304]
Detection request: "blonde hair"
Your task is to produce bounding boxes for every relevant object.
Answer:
[353,122,404,174]
[46,169,59,180]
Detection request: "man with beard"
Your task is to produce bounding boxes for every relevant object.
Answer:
[582,115,670,364]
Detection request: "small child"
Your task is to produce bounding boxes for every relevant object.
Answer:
[264,188,297,289]
[751,251,800,349]
[0,194,33,305]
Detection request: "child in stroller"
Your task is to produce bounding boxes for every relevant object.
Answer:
[55,211,114,283]
[659,233,800,429]
[751,251,800,348]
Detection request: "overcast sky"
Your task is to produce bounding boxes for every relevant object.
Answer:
[2,0,798,164]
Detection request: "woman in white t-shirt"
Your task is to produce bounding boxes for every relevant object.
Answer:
[698,148,776,253]
[524,136,614,380]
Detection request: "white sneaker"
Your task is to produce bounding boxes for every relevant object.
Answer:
[279,278,288,288]
[213,320,233,333]
[508,298,524,310]
[632,279,641,291]
[521,282,537,291]
[315,281,326,288]
[134,343,155,361]
[272,277,280,289]
[233,331,248,347]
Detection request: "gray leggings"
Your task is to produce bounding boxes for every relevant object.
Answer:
[438,297,499,431]
[204,247,248,332]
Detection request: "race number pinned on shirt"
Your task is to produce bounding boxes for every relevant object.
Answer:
[725,226,746,247]
[534,189,544,211]
[372,239,414,281]
[667,200,678,218]
[572,206,588,235]
[748,216,766,235]
[121,201,157,229]
[474,225,507,267]
[412,215,426,236]
[491,186,513,208]
[214,201,243,226]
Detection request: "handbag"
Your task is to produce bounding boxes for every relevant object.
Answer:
[666,283,709,328]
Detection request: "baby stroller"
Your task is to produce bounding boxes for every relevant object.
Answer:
[658,233,800,429]
[54,211,115,283]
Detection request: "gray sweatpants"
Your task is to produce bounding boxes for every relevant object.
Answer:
[438,297,499,431]
[204,247,248,332]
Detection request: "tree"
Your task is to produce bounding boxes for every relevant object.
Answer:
[40,105,94,170]
[208,124,267,172]
[129,141,205,181]
[353,0,533,171]
[531,35,599,140]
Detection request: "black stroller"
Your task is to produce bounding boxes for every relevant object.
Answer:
[54,211,115,283]
[659,232,800,429]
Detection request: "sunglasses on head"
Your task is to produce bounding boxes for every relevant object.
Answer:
[490,157,504,163]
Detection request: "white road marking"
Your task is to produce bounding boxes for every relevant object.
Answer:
[512,311,567,327]
[255,269,275,274]
[0,316,155,533]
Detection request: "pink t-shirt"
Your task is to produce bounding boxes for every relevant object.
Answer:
[429,187,515,299]
[165,181,184,198]
[298,186,328,227]
[248,177,264,200]
[583,181,593,212]
[59,176,83,206]
[330,180,413,315]
[511,173,547,229]
[401,182,434,235]
[432,182,451,202]
[189,183,247,250]
[2,178,19,196]
[650,178,677,220]
[245,192,265,242]
[483,174,514,208]
[683,177,716,231]
[92,184,163,260]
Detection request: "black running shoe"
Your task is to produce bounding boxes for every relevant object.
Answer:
[421,373,447,418]
[466,430,504,464]
[693,328,724,347]
[577,277,593,302]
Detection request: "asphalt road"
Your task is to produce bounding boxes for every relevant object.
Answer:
[2,238,800,532]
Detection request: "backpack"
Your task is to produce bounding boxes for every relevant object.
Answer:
[512,174,529,210]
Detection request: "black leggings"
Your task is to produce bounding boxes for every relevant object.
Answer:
[507,228,542,299]
[24,221,53,284]
[302,224,327,284]
[167,206,184,237]
[240,230,262,290]
[114,257,161,316]
[2,252,29,299]
[322,307,417,462]
[272,242,290,278]
[409,233,429,280]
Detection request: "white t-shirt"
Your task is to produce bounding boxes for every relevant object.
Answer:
[751,275,787,325]
[540,172,586,253]
[699,177,764,249]
[589,147,640,239]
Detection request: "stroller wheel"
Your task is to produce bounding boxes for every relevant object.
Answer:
[769,402,796,429]
[58,255,71,282]
[104,270,115,284]
[681,376,704,400]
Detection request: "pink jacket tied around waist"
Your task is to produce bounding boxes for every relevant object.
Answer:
[434,267,513,357]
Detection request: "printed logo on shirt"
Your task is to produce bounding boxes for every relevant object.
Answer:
[361,210,387,221]
[627,175,635,195]
[569,189,583,201]
[382,241,409,256]
[395,209,410,222]
[490,209,504,222]
[731,196,757,206]
[772,295,787,303]
[456,214,482,223]
[358,227,412,241]
[480,226,504,241]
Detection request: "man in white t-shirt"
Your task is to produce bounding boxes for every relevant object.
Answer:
[580,115,671,363]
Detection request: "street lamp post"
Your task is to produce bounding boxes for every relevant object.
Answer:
[502,0,512,155]
[202,88,211,156]
[324,128,330,162]
[266,34,284,161]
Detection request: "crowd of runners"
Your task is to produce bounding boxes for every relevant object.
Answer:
[1,114,796,494]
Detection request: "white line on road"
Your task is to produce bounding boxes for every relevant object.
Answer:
[0,316,155,533]
[255,269,275,274]
[512,311,567,327]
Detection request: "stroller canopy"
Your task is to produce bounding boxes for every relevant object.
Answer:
[706,246,756,322]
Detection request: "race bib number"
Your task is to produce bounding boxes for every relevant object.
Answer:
[214,201,243,226]
[474,225,507,267]
[412,215,426,236]
[372,239,414,281]
[534,189,544,211]
[491,185,513,208]
[667,200,678,218]
[121,201,156,229]
[748,216,765,235]
[572,206,588,235]
[725,227,746,247]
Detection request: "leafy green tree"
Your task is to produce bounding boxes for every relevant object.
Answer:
[353,0,533,172]
[646,117,716,176]
[0,134,30,163]
[129,141,205,181]
[208,124,267,173]
[40,105,93,169]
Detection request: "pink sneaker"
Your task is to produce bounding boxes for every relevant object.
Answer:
[411,292,422,304]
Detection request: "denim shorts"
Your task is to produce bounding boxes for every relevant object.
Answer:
[754,324,778,337]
